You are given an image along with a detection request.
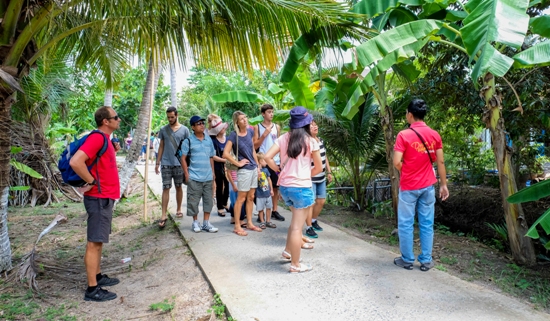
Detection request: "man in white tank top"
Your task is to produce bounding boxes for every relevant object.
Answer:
[253,104,285,221]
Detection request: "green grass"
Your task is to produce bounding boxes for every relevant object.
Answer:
[208,294,226,320]
[0,292,40,320]
[149,298,175,313]
[440,256,458,265]
[492,263,550,309]
[43,304,77,321]
[435,264,447,272]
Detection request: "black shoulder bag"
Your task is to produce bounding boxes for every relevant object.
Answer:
[409,128,434,163]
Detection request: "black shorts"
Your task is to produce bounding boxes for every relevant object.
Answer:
[84,196,114,243]
[267,166,279,188]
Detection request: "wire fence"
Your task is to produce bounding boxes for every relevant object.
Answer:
[327,178,393,207]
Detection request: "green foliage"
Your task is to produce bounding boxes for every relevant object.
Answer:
[208,294,226,319]
[486,222,509,241]
[149,298,175,312]
[9,159,43,179]
[0,292,40,320]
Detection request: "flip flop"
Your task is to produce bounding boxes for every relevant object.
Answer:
[301,243,314,250]
[175,212,183,218]
[248,225,263,232]
[302,236,315,243]
[233,230,248,236]
[158,218,167,229]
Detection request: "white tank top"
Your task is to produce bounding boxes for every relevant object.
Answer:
[258,123,280,164]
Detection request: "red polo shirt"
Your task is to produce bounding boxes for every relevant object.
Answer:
[394,122,443,191]
[79,132,120,199]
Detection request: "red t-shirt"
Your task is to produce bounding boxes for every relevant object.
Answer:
[80,132,120,199]
[394,122,443,191]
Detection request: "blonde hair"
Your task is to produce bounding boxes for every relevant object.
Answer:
[256,152,265,161]
[232,110,246,132]
[207,113,221,130]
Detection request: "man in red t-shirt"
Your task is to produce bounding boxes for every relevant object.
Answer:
[70,106,121,301]
[393,99,449,272]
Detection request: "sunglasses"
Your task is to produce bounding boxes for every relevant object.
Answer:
[194,121,205,126]
[107,115,120,120]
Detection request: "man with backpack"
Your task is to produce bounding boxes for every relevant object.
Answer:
[253,104,284,221]
[181,115,218,233]
[69,106,121,302]
[155,107,190,228]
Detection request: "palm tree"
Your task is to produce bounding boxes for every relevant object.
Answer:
[0,0,367,272]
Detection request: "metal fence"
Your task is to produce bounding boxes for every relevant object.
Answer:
[327,178,393,205]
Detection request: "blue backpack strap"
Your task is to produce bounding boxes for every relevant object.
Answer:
[87,130,109,194]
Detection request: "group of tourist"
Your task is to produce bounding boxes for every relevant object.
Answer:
[70,98,448,302]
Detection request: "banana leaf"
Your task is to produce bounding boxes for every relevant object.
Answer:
[507,179,550,203]
[461,0,530,85]
[287,70,315,110]
[525,207,550,242]
[211,91,270,104]
[10,159,43,179]
[352,0,422,18]
[513,41,550,68]
[529,15,550,38]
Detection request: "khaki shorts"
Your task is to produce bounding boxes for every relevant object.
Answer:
[187,179,214,216]
[237,168,258,192]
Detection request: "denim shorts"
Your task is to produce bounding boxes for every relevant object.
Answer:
[279,186,315,209]
[311,181,327,199]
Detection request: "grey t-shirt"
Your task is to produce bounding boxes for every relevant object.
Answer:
[227,128,257,171]
[159,124,190,166]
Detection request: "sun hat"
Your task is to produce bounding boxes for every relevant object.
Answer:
[190,115,206,126]
[289,106,313,129]
[209,117,228,136]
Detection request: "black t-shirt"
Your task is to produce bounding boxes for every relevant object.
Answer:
[227,128,257,171]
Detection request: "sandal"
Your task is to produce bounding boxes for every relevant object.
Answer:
[240,223,248,229]
[233,230,248,236]
[158,218,167,229]
[281,250,302,262]
[394,257,414,270]
[248,225,263,232]
[420,261,435,272]
[302,236,314,243]
[259,222,266,229]
[289,263,312,273]
[301,243,314,250]
[265,222,277,228]
[175,212,183,218]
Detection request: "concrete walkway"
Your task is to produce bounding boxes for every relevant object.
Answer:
[136,164,549,321]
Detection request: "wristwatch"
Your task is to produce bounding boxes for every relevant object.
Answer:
[86,179,96,186]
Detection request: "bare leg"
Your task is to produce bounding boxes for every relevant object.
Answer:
[272,188,279,212]
[312,198,326,220]
[285,206,310,267]
[258,210,265,223]
[246,189,257,228]
[85,242,103,286]
[266,208,272,222]
[306,205,313,226]
[175,186,183,214]
[161,188,170,220]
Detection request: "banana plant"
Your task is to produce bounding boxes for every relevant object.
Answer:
[345,0,550,265]
[10,147,43,192]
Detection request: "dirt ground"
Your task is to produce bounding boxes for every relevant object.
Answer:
[321,187,550,314]
[1,173,217,321]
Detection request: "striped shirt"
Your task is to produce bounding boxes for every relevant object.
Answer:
[311,138,327,183]
[181,134,215,182]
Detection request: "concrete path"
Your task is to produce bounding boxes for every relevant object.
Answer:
[136,164,549,321]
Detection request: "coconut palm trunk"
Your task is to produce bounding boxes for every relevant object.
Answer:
[482,73,535,265]
[170,64,178,107]
[104,88,113,107]
[118,61,160,196]
[0,90,15,271]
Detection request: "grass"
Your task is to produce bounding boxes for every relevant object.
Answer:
[0,292,40,320]
[149,297,175,313]
[208,294,226,320]
[492,263,550,309]
[440,256,458,265]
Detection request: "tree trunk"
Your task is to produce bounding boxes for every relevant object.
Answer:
[170,64,178,108]
[118,61,160,197]
[374,73,399,222]
[104,88,113,107]
[0,93,14,272]
[482,73,535,265]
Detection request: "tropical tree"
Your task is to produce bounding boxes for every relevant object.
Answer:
[341,0,550,264]
[0,0,368,272]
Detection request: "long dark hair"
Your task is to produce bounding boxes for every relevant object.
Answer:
[287,125,311,158]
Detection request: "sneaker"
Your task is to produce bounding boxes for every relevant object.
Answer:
[272,211,285,221]
[311,221,323,231]
[394,257,413,270]
[84,287,117,302]
[305,227,318,239]
[202,221,218,233]
[97,274,120,287]
[192,221,201,233]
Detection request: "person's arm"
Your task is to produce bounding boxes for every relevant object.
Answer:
[393,151,403,172]
[210,157,216,181]
[252,148,261,175]
[222,138,249,168]
[325,153,333,183]
[436,149,449,201]
[268,172,274,196]
[253,124,274,150]
[180,139,190,183]
[264,143,281,172]
[155,139,164,174]
[69,150,95,193]
[311,150,322,177]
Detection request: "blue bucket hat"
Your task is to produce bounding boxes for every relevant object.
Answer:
[190,115,206,126]
[289,106,313,129]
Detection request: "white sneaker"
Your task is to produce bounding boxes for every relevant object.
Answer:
[192,221,201,233]
[202,221,218,233]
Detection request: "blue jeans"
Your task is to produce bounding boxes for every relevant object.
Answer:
[397,186,435,264]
